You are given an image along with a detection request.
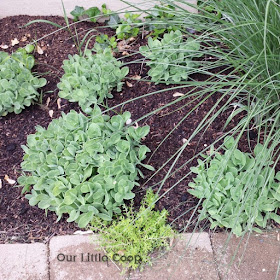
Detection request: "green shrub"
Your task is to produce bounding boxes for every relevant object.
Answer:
[188,136,280,236]
[17,106,153,228]
[0,48,46,116]
[139,30,201,84]
[57,48,129,113]
[91,188,174,272]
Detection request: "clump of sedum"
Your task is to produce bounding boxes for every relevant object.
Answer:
[17,106,153,228]
[0,47,46,116]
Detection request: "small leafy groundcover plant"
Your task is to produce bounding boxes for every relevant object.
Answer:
[93,34,117,53]
[188,136,280,236]
[144,3,180,39]
[106,12,142,40]
[70,4,111,22]
[115,13,142,40]
[0,46,46,116]
[139,30,201,84]
[17,106,154,228]
[90,188,174,272]
[57,48,129,113]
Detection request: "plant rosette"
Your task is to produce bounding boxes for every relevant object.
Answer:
[57,48,129,113]
[188,136,280,236]
[0,47,46,116]
[139,30,201,84]
[17,106,154,228]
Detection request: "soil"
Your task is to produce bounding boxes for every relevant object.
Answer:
[0,15,278,243]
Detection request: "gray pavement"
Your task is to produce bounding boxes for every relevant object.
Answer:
[0,231,279,280]
[0,0,197,19]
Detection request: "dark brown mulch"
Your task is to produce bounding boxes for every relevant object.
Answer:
[0,15,278,244]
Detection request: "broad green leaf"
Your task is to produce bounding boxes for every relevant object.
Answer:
[270,213,280,224]
[261,204,276,211]
[140,163,155,171]
[52,183,63,196]
[67,210,80,222]
[123,192,135,200]
[64,189,77,205]
[138,145,150,160]
[96,213,112,221]
[78,211,94,228]
[83,166,92,181]
[38,199,51,209]
[25,44,35,53]
[232,223,242,236]
[224,136,235,149]
[234,149,246,166]
[107,14,121,27]
[254,144,265,156]
[136,126,150,139]
[84,7,101,22]
[116,140,130,153]
[88,123,101,137]
[29,196,39,206]
[115,192,124,203]
[70,6,85,21]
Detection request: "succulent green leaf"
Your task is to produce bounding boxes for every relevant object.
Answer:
[78,211,94,228]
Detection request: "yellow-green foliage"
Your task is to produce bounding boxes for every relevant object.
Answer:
[91,188,174,272]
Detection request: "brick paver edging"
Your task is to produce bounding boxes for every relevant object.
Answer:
[0,231,279,280]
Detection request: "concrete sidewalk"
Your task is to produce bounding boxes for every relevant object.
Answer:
[0,231,279,280]
[0,0,198,18]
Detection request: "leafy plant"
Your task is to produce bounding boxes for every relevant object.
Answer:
[188,136,280,236]
[101,3,111,16]
[144,3,180,39]
[0,47,46,116]
[84,7,101,22]
[91,188,174,272]
[57,48,129,113]
[70,4,111,22]
[107,13,121,28]
[109,13,142,40]
[70,6,85,22]
[17,106,154,228]
[93,34,117,53]
[139,30,201,84]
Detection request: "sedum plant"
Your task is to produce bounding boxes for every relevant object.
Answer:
[57,48,129,113]
[0,47,46,116]
[90,188,174,272]
[188,136,280,236]
[139,30,201,84]
[17,106,153,228]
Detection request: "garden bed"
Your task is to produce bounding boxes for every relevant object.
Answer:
[0,15,278,243]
